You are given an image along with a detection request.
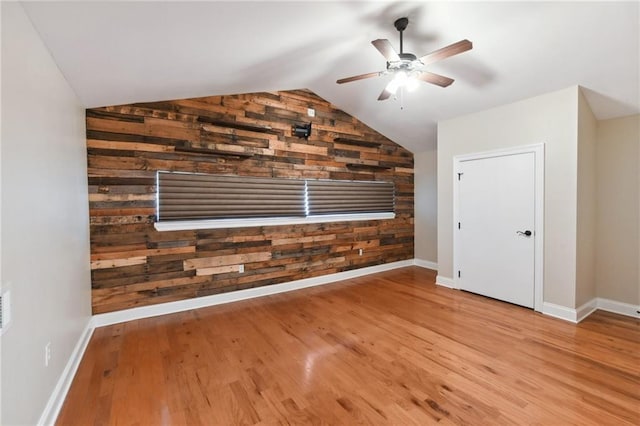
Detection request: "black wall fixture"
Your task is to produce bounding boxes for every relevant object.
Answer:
[292,122,312,139]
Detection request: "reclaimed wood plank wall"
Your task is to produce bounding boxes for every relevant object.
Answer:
[87,89,414,314]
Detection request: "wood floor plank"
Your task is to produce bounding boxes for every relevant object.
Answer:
[56,267,640,425]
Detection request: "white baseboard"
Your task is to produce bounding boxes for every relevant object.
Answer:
[435,275,455,289]
[542,297,640,323]
[597,298,640,318]
[93,259,414,327]
[542,302,579,323]
[576,299,598,322]
[38,318,95,426]
[413,259,438,271]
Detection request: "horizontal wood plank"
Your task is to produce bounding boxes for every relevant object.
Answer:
[90,256,147,270]
[184,252,272,270]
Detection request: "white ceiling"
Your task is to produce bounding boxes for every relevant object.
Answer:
[22,1,640,153]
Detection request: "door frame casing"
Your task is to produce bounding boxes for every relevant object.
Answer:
[453,143,545,312]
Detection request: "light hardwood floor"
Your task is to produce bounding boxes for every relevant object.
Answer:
[57,267,639,425]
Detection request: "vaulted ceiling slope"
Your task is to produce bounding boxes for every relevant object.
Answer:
[22,1,639,153]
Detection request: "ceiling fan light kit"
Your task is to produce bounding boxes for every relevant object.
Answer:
[337,17,472,101]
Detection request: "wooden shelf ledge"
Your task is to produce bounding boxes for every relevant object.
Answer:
[346,163,391,171]
[333,137,381,148]
[197,117,281,135]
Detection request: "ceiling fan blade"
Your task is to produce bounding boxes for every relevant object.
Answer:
[377,81,395,101]
[371,39,400,62]
[419,39,472,65]
[336,71,382,84]
[417,71,455,87]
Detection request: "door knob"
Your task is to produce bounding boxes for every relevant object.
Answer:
[517,230,532,237]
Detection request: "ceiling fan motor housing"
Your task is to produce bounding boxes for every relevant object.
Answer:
[398,53,417,61]
[387,52,421,73]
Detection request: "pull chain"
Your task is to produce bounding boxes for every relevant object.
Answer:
[393,86,406,110]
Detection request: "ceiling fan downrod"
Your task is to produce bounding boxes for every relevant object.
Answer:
[394,17,409,54]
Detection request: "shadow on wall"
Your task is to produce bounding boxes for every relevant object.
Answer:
[581,87,640,119]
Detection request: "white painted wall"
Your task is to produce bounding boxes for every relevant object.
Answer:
[437,86,580,308]
[596,114,640,305]
[576,89,598,307]
[414,150,438,266]
[0,4,3,421]
[1,3,92,424]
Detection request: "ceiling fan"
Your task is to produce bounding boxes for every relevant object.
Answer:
[337,17,472,100]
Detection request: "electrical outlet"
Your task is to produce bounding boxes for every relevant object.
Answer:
[238,264,244,273]
[358,248,363,256]
[307,108,315,117]
[45,342,51,367]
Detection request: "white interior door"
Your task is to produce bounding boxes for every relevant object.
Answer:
[457,152,536,308]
